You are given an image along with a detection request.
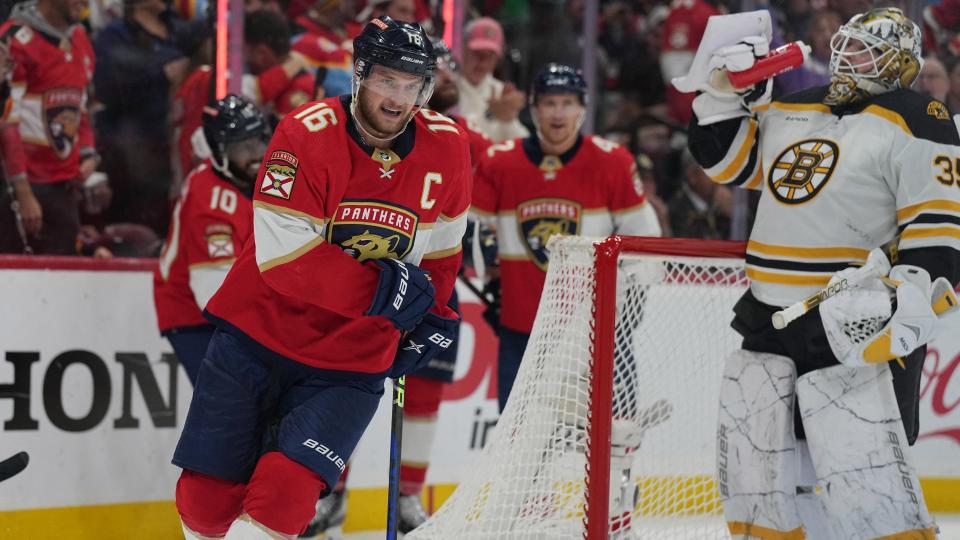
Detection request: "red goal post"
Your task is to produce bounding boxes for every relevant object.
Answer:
[409,235,748,540]
[587,236,746,540]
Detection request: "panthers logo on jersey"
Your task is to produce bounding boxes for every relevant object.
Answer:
[43,88,83,159]
[768,139,839,204]
[517,198,581,271]
[327,200,418,262]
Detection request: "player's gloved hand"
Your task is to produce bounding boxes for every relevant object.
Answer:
[821,264,957,367]
[694,35,773,125]
[367,258,436,332]
[389,313,459,378]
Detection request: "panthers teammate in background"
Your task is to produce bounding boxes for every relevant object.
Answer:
[472,64,661,411]
[154,95,267,385]
[471,63,661,537]
[305,37,488,539]
[172,17,471,540]
[687,8,959,539]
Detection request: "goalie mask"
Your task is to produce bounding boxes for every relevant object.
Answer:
[825,7,924,106]
[202,95,269,197]
[351,16,436,144]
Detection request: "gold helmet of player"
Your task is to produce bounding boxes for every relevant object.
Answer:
[825,7,924,106]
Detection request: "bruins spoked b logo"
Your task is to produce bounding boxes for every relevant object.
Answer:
[768,139,839,204]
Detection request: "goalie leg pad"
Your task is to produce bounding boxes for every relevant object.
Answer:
[717,350,804,539]
[797,364,937,538]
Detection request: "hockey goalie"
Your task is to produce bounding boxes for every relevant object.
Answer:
[681,7,960,539]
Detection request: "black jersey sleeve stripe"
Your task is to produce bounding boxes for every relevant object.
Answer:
[899,246,960,286]
[898,213,960,233]
[745,254,853,273]
[727,131,761,187]
[687,113,746,169]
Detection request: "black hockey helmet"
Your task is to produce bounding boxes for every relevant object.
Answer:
[353,16,437,81]
[202,94,268,194]
[531,63,588,105]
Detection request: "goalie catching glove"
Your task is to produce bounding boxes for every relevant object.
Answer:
[367,258,436,332]
[821,264,959,367]
[693,35,773,125]
[389,313,458,378]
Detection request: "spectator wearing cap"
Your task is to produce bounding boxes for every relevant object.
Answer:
[458,17,529,142]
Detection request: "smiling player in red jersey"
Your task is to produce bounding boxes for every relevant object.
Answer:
[172,17,471,540]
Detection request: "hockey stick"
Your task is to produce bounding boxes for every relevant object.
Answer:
[385,375,405,540]
[772,246,893,330]
[0,451,28,482]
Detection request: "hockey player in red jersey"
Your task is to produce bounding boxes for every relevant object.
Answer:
[472,63,662,538]
[305,37,490,538]
[172,16,471,540]
[0,0,97,254]
[154,95,267,385]
[472,63,661,410]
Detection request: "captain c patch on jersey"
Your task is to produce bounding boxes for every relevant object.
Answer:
[768,139,839,204]
[517,198,582,271]
[326,200,419,263]
[260,151,299,199]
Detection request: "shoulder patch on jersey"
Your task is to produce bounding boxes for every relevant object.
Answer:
[927,101,950,121]
[206,224,235,258]
[517,198,582,271]
[260,150,299,199]
[767,139,838,205]
[863,89,960,145]
[327,200,419,263]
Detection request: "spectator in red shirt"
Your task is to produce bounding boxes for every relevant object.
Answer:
[170,10,312,191]
[0,0,99,255]
[659,0,720,125]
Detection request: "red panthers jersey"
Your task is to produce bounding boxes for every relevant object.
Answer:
[154,163,253,332]
[0,19,94,183]
[472,135,661,333]
[450,113,491,169]
[205,96,472,376]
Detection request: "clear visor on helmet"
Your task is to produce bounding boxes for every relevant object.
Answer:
[829,26,898,81]
[354,64,435,108]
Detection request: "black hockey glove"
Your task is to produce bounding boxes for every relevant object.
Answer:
[367,258,435,331]
[389,313,459,378]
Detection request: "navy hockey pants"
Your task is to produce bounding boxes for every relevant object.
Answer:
[164,324,216,385]
[173,329,384,495]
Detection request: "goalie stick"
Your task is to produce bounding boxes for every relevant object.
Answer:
[0,451,28,482]
[772,246,893,329]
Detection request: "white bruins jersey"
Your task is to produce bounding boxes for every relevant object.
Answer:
[691,86,960,307]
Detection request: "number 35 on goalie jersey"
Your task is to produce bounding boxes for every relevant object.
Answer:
[690,86,960,307]
[204,96,472,374]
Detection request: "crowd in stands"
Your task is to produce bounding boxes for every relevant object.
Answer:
[0,0,957,256]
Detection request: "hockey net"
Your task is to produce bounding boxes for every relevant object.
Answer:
[407,235,748,540]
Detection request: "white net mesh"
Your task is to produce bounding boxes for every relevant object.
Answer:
[407,236,748,540]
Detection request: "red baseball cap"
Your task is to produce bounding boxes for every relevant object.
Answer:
[465,17,504,56]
